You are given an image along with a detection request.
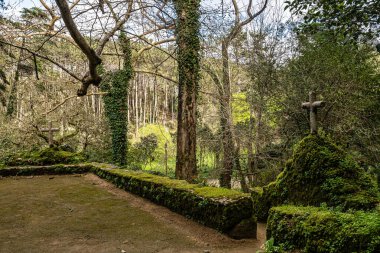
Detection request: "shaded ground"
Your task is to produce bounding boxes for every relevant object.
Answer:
[0,174,265,253]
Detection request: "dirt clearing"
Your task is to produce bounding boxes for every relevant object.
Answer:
[0,174,265,253]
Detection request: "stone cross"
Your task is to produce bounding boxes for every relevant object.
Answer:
[302,91,325,134]
[41,121,60,146]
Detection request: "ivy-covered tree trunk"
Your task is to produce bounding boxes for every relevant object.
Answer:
[101,34,132,165]
[173,0,201,182]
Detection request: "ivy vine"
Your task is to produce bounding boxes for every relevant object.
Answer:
[101,33,132,165]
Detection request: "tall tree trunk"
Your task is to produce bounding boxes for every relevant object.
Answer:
[253,102,263,172]
[101,33,131,165]
[135,76,139,137]
[7,39,25,117]
[219,40,235,188]
[247,104,255,185]
[234,139,249,193]
[143,76,147,126]
[174,0,201,182]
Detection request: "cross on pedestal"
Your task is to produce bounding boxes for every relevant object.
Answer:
[41,121,60,146]
[302,91,325,134]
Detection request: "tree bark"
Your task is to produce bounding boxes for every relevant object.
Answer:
[219,40,235,188]
[174,0,201,182]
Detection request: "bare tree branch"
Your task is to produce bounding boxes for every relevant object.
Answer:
[0,39,82,81]
[55,0,102,95]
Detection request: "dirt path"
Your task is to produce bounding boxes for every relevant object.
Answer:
[85,174,267,252]
[0,175,266,253]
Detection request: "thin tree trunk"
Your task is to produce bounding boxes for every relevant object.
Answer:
[135,77,139,137]
[143,76,147,126]
[253,103,263,173]
[247,104,254,185]
[234,140,249,193]
[219,40,235,189]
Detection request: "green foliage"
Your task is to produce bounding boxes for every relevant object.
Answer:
[267,205,380,252]
[129,133,158,169]
[128,124,175,173]
[256,135,379,220]
[258,238,285,253]
[20,7,49,22]
[136,124,174,158]
[2,147,86,166]
[279,35,380,165]
[100,35,132,165]
[232,92,250,124]
[285,0,380,42]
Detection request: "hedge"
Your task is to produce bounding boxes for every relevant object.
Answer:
[0,163,256,238]
[267,205,380,253]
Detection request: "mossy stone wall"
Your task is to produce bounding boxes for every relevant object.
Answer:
[267,205,380,253]
[91,167,254,235]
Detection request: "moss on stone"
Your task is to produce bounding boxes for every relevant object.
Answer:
[267,205,380,252]
[3,147,86,166]
[106,169,249,200]
[90,167,254,233]
[256,135,379,221]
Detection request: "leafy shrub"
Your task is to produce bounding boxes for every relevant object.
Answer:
[129,134,158,168]
[267,205,380,253]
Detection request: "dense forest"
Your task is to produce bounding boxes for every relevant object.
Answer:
[0,0,379,190]
[0,1,379,252]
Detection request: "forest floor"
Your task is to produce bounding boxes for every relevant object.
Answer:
[0,174,266,253]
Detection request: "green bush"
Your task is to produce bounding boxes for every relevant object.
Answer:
[128,133,158,168]
[256,135,379,220]
[134,124,175,158]
[267,205,380,253]
[3,147,86,166]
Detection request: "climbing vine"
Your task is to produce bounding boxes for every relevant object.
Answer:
[101,33,132,165]
[173,0,201,91]
[173,0,201,181]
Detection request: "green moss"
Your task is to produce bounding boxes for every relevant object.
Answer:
[194,187,249,199]
[267,205,380,252]
[106,169,248,199]
[257,135,379,220]
[3,147,86,166]
[90,166,253,232]
[251,187,263,195]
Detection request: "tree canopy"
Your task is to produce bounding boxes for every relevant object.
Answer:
[286,0,380,42]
